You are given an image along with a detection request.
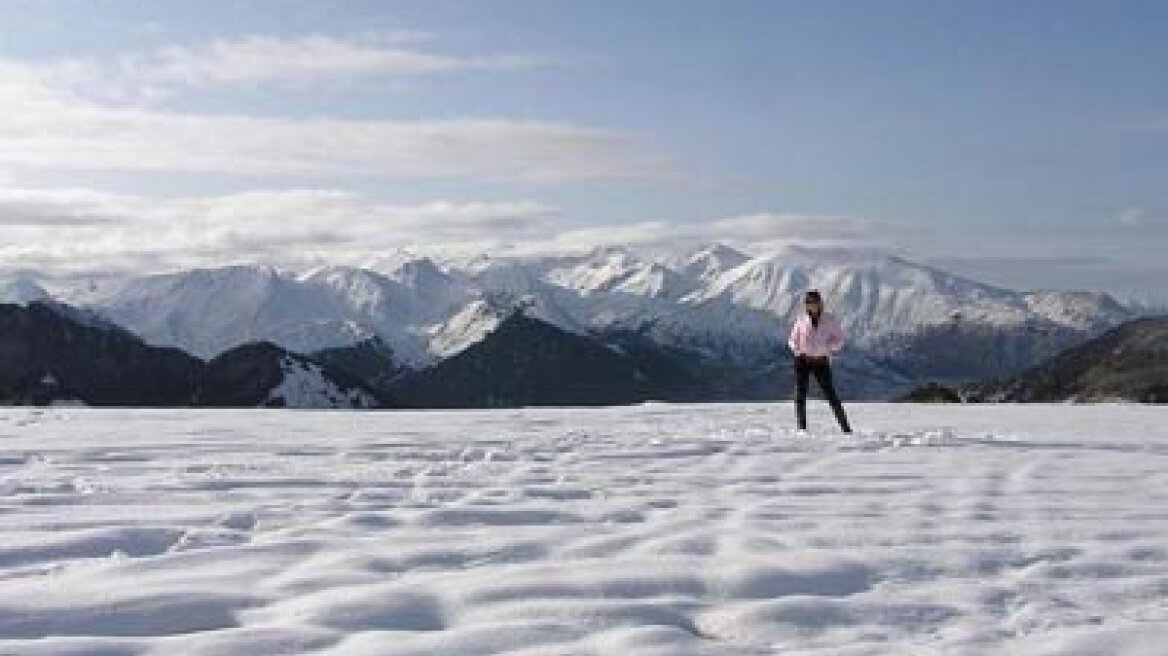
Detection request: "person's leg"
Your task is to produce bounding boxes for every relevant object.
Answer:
[793,356,810,430]
[812,359,852,433]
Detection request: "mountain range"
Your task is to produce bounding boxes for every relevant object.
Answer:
[2,244,1143,407]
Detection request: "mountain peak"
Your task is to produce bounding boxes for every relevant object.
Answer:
[682,243,750,279]
[363,247,445,275]
[161,263,285,289]
[298,264,388,286]
[385,256,450,287]
[695,242,749,260]
[210,263,282,276]
[0,276,50,306]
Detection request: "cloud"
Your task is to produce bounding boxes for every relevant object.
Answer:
[928,252,1168,303]
[0,39,671,183]
[524,212,881,255]
[11,185,1157,304]
[704,212,877,243]
[0,186,873,276]
[0,188,146,225]
[1117,207,1144,227]
[929,254,1110,268]
[0,186,562,275]
[47,33,545,103]
[1114,206,1160,228]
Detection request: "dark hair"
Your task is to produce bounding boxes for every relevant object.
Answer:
[804,290,822,304]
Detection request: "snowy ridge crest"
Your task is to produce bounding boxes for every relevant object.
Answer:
[69,244,1132,363]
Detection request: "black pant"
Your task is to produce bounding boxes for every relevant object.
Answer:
[794,355,851,433]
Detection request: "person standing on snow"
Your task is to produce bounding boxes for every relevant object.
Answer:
[787,289,852,433]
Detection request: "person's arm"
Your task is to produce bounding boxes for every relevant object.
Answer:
[826,315,845,355]
[787,318,802,356]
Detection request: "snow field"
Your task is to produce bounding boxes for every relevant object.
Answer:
[0,403,1165,655]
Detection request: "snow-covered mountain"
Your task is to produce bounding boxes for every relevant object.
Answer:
[456,244,1133,366]
[1020,289,1133,333]
[53,243,1131,402]
[75,245,1132,370]
[1,277,51,306]
[2,276,126,332]
[678,246,1033,346]
[88,262,477,362]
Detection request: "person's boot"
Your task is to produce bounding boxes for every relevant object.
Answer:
[829,398,851,434]
[837,409,852,434]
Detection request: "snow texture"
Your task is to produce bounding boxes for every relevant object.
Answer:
[0,403,1164,654]
[267,356,379,409]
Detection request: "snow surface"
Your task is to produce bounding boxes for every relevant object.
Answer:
[267,357,379,409]
[0,403,1165,655]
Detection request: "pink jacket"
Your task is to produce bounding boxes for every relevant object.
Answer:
[787,311,845,358]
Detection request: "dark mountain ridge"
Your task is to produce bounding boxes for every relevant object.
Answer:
[390,312,664,408]
[961,316,1168,403]
[0,302,383,408]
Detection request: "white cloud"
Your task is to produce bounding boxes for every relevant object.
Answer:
[0,38,671,183]
[1117,207,1146,227]
[0,187,132,225]
[526,212,880,255]
[0,186,872,276]
[49,33,544,103]
[0,186,561,274]
[705,212,877,244]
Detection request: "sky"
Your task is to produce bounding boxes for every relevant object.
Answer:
[0,0,1165,303]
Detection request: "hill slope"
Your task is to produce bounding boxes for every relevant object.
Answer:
[0,302,203,406]
[963,316,1168,402]
[0,302,385,408]
[194,342,383,409]
[392,313,663,408]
